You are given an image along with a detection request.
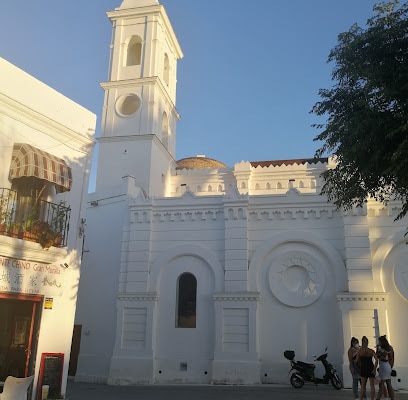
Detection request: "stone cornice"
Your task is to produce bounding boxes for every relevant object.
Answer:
[0,94,95,151]
[101,77,179,119]
[117,292,158,301]
[0,235,68,265]
[336,292,389,302]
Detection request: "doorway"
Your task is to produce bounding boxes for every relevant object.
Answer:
[0,294,42,381]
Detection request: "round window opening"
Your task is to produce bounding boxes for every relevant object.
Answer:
[116,94,140,116]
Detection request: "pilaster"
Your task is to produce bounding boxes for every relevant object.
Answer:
[223,190,249,291]
[336,292,389,389]
[342,206,373,292]
[108,292,158,384]
[212,292,260,384]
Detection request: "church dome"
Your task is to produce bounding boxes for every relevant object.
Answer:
[176,156,228,170]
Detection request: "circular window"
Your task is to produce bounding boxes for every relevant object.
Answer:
[115,94,141,116]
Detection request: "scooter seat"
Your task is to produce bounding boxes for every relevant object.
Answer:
[297,361,315,370]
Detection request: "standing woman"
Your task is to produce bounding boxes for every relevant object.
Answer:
[356,336,379,400]
[376,335,395,400]
[349,337,365,400]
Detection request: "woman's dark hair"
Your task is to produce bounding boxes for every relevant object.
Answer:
[378,335,391,351]
[351,337,358,347]
[361,336,369,347]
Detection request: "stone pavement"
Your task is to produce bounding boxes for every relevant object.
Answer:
[66,380,408,400]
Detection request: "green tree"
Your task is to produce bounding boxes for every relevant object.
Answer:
[312,1,408,220]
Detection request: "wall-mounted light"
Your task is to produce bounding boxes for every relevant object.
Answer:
[90,200,98,207]
[79,218,86,238]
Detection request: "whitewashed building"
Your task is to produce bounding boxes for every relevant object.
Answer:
[0,58,96,399]
[75,0,408,389]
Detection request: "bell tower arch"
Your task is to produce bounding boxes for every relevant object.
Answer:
[96,0,183,196]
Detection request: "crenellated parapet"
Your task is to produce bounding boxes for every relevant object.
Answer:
[170,157,329,196]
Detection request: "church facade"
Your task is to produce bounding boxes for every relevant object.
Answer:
[74,0,408,388]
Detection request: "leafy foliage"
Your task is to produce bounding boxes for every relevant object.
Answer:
[311,1,408,219]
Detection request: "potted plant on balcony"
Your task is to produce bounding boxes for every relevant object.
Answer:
[0,197,11,235]
[26,220,58,249]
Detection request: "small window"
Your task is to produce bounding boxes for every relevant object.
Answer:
[176,273,197,328]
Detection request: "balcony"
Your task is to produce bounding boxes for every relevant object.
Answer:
[0,188,70,249]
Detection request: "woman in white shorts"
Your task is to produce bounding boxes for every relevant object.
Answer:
[376,335,395,400]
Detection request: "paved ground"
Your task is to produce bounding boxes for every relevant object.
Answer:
[66,380,408,400]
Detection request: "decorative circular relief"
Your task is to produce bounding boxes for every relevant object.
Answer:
[268,251,325,307]
[115,94,141,116]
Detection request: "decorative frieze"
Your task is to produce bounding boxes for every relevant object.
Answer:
[248,208,335,221]
[117,292,158,302]
[213,292,259,302]
[131,206,342,224]
[336,292,388,302]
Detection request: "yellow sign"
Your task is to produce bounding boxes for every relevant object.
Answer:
[44,297,53,309]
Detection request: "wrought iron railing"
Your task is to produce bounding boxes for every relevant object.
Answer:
[0,188,70,249]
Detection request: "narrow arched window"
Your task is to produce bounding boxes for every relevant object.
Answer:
[163,53,170,86]
[176,273,197,328]
[125,35,142,66]
[162,112,169,150]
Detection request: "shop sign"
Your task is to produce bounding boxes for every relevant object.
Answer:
[0,256,64,296]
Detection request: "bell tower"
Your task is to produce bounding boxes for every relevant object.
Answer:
[95,0,183,196]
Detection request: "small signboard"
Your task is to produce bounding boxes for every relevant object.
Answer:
[37,353,64,400]
[44,298,53,309]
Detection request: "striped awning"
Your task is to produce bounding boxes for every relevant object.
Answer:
[9,143,72,192]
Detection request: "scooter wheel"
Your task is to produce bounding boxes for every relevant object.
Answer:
[330,373,342,390]
[290,373,304,388]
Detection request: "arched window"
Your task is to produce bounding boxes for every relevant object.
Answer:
[176,273,197,328]
[125,35,142,66]
[162,112,169,150]
[163,53,170,86]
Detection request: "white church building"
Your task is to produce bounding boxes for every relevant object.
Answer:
[74,0,408,389]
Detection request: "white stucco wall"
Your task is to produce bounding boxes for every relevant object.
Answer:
[0,57,96,399]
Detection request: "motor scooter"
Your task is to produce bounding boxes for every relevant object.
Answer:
[283,348,342,390]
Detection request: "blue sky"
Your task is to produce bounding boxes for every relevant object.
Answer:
[1,1,377,191]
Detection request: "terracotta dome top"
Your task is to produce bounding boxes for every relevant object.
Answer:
[176,156,228,170]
